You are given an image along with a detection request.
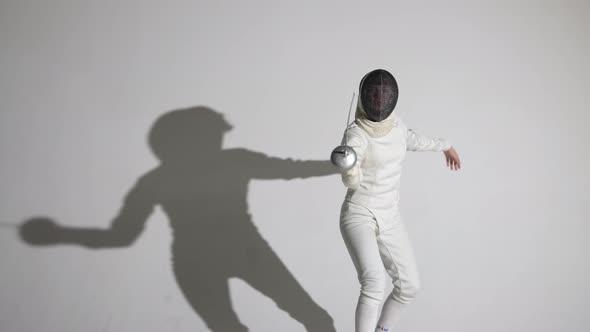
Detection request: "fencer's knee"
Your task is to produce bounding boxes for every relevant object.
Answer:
[358,270,387,305]
[392,278,421,304]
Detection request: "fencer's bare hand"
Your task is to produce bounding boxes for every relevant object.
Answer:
[444,147,461,171]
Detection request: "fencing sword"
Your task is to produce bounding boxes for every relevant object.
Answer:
[0,221,18,229]
[330,93,358,171]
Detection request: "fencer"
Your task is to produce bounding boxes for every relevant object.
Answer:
[337,69,461,332]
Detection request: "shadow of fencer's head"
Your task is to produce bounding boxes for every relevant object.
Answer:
[148,106,233,165]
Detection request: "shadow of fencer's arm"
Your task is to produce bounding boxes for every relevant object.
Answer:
[237,149,339,180]
[19,174,156,248]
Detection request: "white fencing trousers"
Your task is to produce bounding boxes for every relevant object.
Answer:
[340,200,420,332]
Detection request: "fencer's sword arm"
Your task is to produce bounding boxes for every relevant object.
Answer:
[340,129,367,189]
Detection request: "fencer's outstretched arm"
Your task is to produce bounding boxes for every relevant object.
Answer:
[404,127,452,152]
[340,128,367,189]
[401,119,461,170]
[20,173,157,247]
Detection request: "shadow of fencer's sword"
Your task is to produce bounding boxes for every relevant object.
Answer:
[0,221,19,229]
[330,93,358,171]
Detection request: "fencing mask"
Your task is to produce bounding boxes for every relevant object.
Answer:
[359,69,399,122]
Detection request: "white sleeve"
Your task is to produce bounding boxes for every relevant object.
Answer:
[340,127,367,189]
[402,119,452,152]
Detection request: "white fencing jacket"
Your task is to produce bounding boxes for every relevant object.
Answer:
[341,114,451,218]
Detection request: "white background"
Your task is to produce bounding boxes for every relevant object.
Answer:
[1,1,589,331]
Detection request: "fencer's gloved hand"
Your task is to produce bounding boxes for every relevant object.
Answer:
[330,144,362,189]
[341,164,362,190]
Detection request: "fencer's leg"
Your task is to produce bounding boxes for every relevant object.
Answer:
[375,218,421,331]
[376,296,405,331]
[340,205,387,332]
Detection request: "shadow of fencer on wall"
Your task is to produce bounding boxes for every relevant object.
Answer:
[18,106,339,332]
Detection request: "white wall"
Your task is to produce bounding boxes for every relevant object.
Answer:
[1,1,589,331]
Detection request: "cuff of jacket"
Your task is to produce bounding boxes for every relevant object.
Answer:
[341,165,361,189]
[442,139,452,151]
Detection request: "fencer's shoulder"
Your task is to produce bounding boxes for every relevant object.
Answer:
[394,114,407,129]
[345,122,369,142]
[346,122,365,135]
